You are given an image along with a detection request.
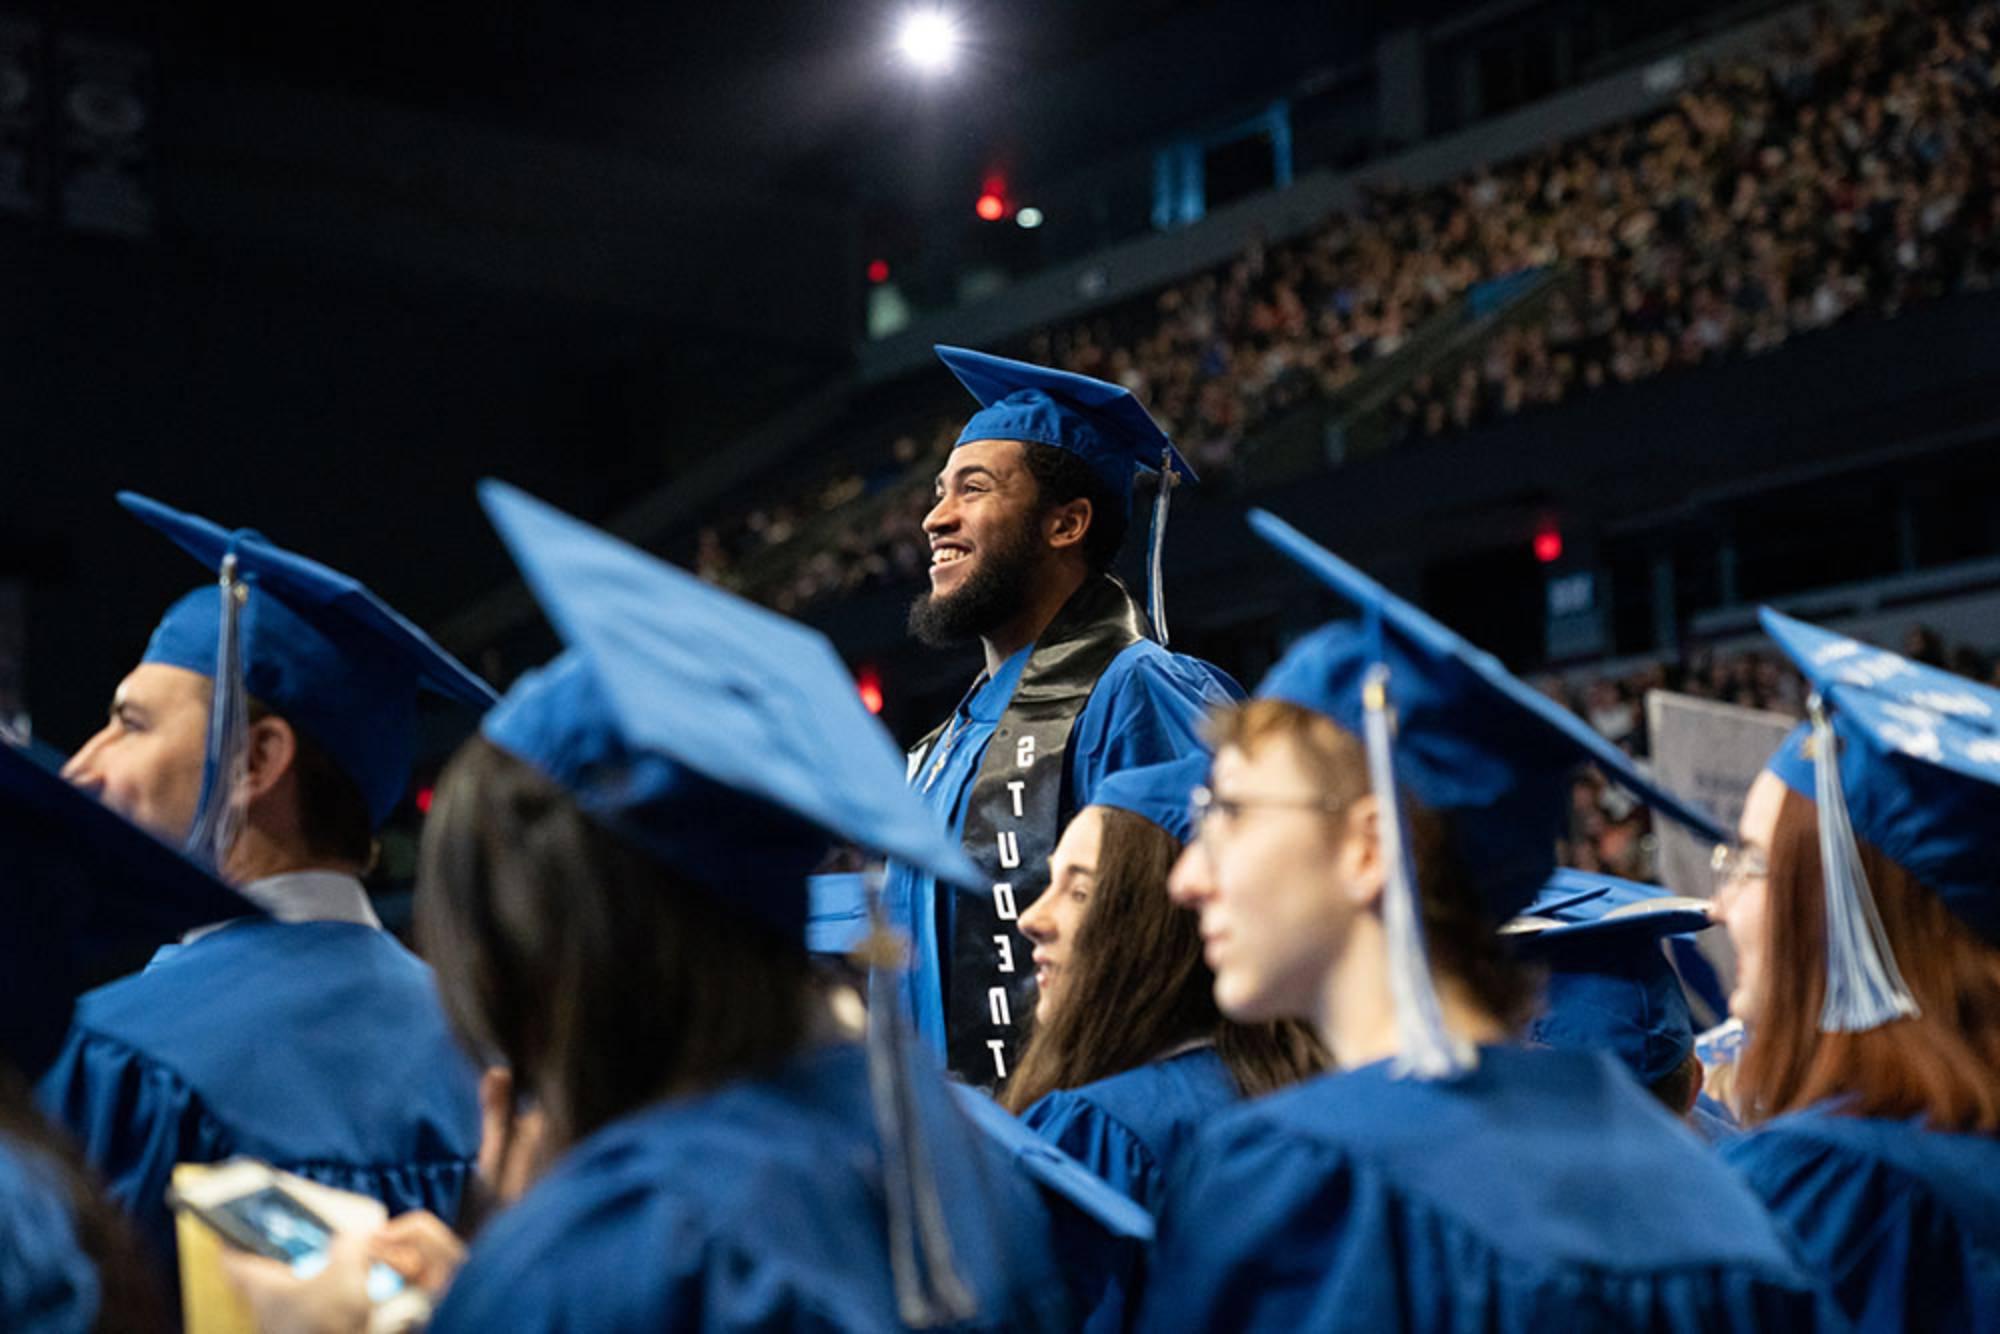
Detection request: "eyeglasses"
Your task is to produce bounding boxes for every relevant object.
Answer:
[1709,842,1769,891]
[1187,784,1347,836]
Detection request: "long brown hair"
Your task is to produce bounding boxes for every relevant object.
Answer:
[1736,785,2000,1131]
[1002,806,1324,1113]
[415,737,816,1160]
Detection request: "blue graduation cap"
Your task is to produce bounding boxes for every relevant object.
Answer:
[0,740,258,1080]
[1505,869,1712,1086]
[478,480,981,933]
[123,492,497,859]
[1758,607,2000,1031]
[1246,509,1728,1079]
[476,480,988,1323]
[1090,753,1207,845]
[938,345,1197,641]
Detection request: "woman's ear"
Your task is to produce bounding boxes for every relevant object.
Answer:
[1333,794,1387,910]
[238,714,300,804]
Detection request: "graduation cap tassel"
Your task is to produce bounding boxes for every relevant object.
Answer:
[859,867,979,1327]
[1363,664,1476,1080]
[1809,696,1920,1032]
[1146,448,1178,646]
[184,552,251,872]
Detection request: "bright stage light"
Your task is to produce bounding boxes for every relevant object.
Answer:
[1015,206,1043,229]
[898,10,960,74]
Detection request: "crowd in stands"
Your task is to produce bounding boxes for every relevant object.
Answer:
[693,0,2000,614]
[1551,620,1999,879]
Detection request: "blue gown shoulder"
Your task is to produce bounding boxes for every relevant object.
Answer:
[1142,1047,1838,1332]
[37,921,480,1275]
[1067,642,1242,805]
[0,1135,98,1334]
[1721,1105,2000,1331]
[1020,1046,1238,1213]
[431,1043,1072,1333]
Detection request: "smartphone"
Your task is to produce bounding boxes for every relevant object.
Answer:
[168,1160,406,1302]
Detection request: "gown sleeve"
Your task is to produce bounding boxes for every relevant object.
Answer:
[35,1025,232,1277]
[1020,1090,1165,1213]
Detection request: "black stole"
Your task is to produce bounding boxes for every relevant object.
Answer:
[911,576,1150,1090]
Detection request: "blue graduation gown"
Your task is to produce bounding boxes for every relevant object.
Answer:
[429,1041,1073,1332]
[1690,1091,1742,1145]
[884,640,1239,1055]
[1721,1105,2000,1331]
[1141,1047,1839,1332]
[0,1135,97,1334]
[36,920,480,1280]
[1019,1045,1238,1214]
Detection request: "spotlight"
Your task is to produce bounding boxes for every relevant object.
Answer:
[975,192,1006,222]
[898,10,960,74]
[1015,206,1043,229]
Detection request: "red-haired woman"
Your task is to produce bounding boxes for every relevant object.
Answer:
[1715,609,2000,1331]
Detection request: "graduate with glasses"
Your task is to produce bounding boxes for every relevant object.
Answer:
[1713,609,2000,1330]
[1138,511,1840,1332]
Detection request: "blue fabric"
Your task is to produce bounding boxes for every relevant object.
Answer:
[1020,1047,1240,1333]
[937,345,1195,516]
[428,1042,1071,1332]
[1089,753,1208,844]
[478,482,981,937]
[1722,1105,2000,1331]
[885,640,1241,1055]
[1020,1046,1238,1214]
[1141,1046,1839,1332]
[0,1137,97,1334]
[1691,1093,1743,1145]
[124,493,496,828]
[1759,608,2000,945]
[0,740,255,1080]
[36,921,480,1286]
[1512,870,1713,1086]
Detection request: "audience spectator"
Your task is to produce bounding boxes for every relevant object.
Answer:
[697,1,2000,622]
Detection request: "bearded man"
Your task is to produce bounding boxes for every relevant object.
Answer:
[886,346,1240,1089]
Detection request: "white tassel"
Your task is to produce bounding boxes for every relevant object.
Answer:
[1363,664,1476,1080]
[185,553,250,872]
[1147,449,1178,646]
[859,866,977,1326]
[1810,695,1920,1031]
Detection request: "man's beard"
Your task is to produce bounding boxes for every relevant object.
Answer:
[907,518,1042,649]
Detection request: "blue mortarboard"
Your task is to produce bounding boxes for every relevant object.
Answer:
[1246,510,1726,1079]
[477,481,990,1323]
[0,741,258,1079]
[937,346,1195,516]
[123,493,497,835]
[1760,609,2000,945]
[1090,753,1207,845]
[477,480,980,938]
[1249,509,1727,915]
[1757,608,2000,1030]
[1506,869,1712,1085]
